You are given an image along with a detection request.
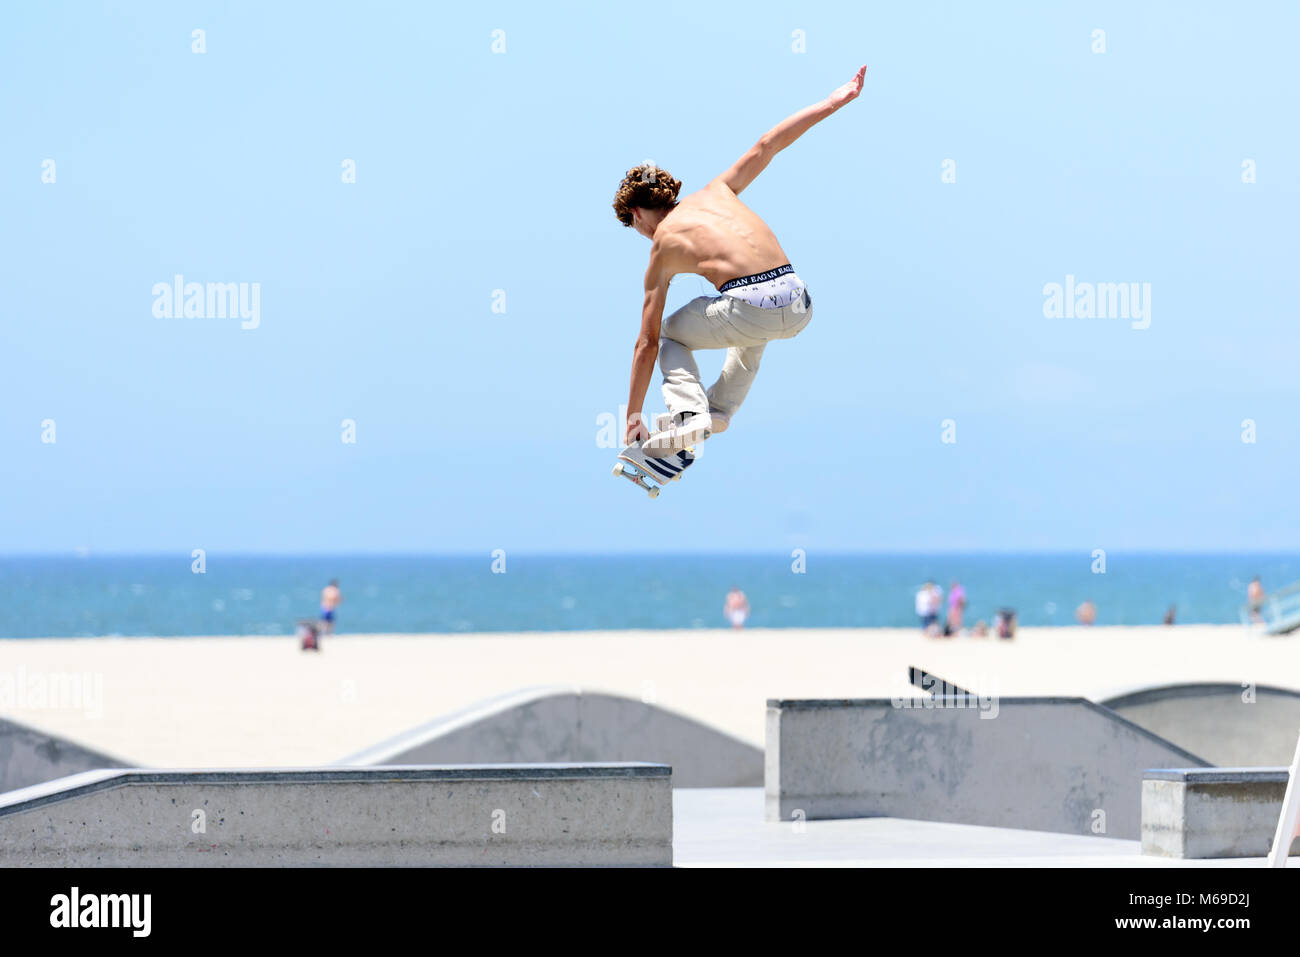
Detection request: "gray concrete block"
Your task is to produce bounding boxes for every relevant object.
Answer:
[0,764,672,867]
[1141,768,1300,859]
[766,697,1209,839]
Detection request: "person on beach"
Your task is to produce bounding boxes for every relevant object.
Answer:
[915,582,934,630]
[1075,600,1096,626]
[724,587,750,629]
[993,608,1017,639]
[945,581,967,635]
[320,579,343,637]
[916,581,944,634]
[1248,576,1265,622]
[612,66,867,468]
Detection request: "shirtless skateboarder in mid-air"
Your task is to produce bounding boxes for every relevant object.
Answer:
[611,65,865,487]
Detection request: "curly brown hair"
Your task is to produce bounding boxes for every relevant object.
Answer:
[612,163,682,227]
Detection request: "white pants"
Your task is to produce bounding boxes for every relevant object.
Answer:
[658,286,812,419]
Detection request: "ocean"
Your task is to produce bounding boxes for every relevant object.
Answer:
[0,553,1294,638]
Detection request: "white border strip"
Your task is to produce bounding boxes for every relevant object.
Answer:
[1267,726,1300,867]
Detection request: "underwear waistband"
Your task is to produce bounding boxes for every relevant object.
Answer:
[718,263,794,292]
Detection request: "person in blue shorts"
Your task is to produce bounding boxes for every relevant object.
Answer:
[320,579,343,637]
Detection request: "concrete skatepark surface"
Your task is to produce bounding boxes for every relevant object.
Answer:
[4,629,1299,865]
[341,686,763,787]
[673,788,1291,867]
[7,768,1293,868]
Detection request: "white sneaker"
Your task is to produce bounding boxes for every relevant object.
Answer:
[644,412,712,457]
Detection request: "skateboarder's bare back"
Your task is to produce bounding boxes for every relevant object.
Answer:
[613,65,866,454]
[642,186,791,297]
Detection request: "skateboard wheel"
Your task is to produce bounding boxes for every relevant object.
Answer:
[612,463,624,476]
[647,486,660,499]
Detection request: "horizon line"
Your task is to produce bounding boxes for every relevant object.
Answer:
[1,548,1297,559]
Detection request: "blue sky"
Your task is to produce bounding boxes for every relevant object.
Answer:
[2,0,1296,554]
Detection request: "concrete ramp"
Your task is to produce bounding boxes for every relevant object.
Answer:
[766,697,1211,839]
[340,686,763,788]
[0,764,672,867]
[1101,683,1300,767]
[0,716,125,793]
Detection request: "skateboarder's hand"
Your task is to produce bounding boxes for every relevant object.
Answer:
[625,413,651,446]
[829,65,866,110]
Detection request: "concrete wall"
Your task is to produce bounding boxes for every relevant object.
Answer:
[1101,683,1300,767]
[341,687,762,788]
[766,697,1210,839]
[0,764,672,867]
[0,717,124,793]
[1141,768,1300,859]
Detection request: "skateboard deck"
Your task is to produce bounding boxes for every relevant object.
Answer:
[612,445,695,498]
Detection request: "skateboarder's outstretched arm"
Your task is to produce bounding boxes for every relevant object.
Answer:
[716,65,866,195]
[624,249,673,444]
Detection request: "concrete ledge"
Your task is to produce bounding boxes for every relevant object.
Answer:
[0,764,672,867]
[1141,767,1300,859]
[1144,767,1289,784]
[766,697,1209,839]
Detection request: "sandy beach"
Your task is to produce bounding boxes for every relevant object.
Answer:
[0,625,1293,767]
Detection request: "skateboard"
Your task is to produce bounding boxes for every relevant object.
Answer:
[612,444,695,498]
